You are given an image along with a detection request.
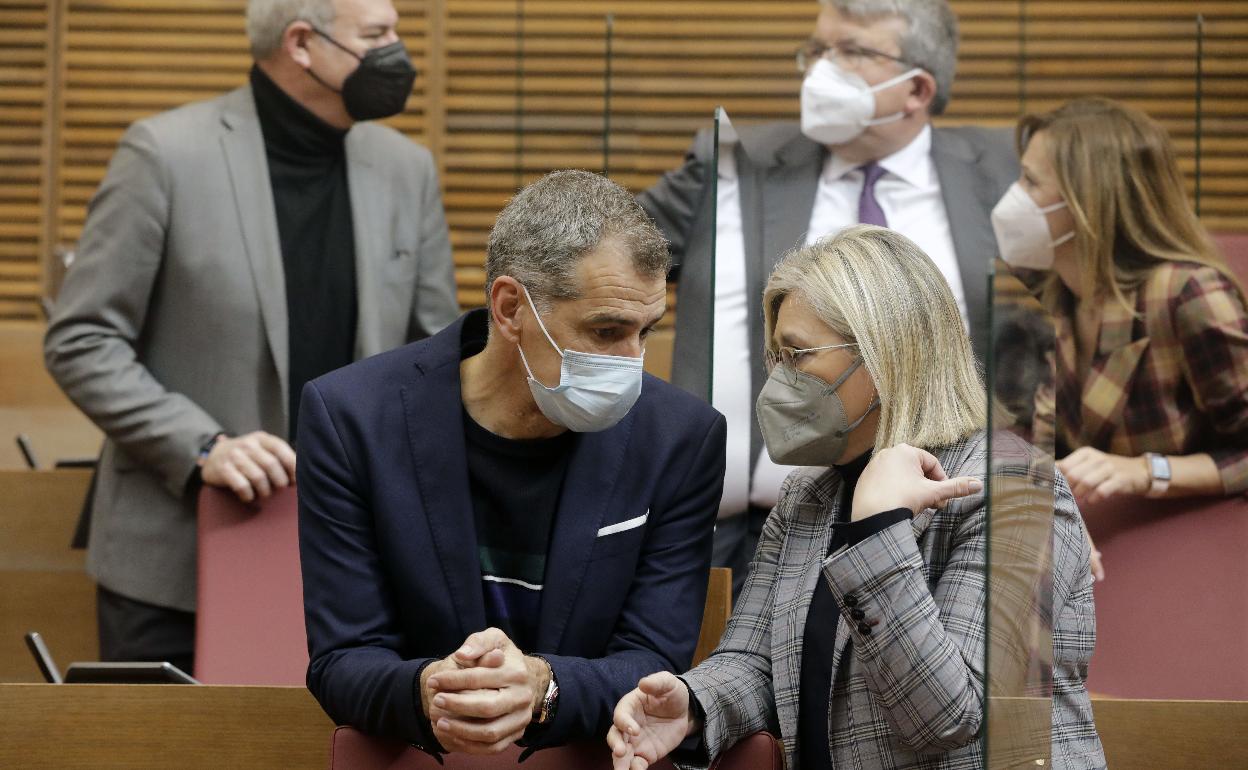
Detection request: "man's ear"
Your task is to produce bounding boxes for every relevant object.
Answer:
[491,277,525,345]
[283,21,316,68]
[906,70,938,116]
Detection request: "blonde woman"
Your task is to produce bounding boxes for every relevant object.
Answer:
[992,97,1248,503]
[607,226,1105,769]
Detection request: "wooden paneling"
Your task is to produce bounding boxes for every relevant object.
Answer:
[5,0,1246,319]
[0,684,334,768]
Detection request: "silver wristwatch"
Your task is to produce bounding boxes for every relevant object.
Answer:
[1145,452,1171,497]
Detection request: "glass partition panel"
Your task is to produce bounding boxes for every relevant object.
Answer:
[985,269,1057,768]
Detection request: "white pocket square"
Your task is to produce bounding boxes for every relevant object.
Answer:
[596,511,649,537]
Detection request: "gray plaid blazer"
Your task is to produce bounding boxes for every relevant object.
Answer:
[682,431,1106,769]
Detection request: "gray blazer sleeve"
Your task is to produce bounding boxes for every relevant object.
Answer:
[44,121,223,497]
[680,482,788,762]
[636,131,713,277]
[408,149,459,337]
[821,510,987,754]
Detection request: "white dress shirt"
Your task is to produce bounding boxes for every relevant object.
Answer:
[711,150,753,516]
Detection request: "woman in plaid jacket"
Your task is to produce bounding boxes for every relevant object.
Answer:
[608,226,1106,769]
[993,97,1248,503]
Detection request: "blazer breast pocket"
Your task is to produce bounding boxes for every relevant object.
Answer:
[590,510,649,559]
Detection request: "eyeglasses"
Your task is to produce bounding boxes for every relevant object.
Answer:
[765,342,859,385]
[795,39,911,73]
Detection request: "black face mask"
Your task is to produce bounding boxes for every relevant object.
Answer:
[310,30,417,121]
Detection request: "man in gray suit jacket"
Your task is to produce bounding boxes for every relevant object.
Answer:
[638,0,1018,594]
[43,0,459,672]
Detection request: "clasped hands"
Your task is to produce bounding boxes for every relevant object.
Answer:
[419,627,551,755]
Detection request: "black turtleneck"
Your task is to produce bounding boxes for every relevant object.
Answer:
[250,65,357,440]
[798,452,911,770]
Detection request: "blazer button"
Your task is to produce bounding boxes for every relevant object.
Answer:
[857,622,872,635]
[850,608,866,621]
[843,594,858,607]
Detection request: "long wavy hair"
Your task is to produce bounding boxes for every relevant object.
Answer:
[1018,97,1244,312]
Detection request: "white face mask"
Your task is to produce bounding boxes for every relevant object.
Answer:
[516,286,644,433]
[991,182,1075,270]
[800,58,923,146]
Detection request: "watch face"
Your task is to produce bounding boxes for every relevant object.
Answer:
[1149,454,1172,481]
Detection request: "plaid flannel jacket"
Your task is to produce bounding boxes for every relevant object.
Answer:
[681,432,1106,769]
[1050,262,1248,494]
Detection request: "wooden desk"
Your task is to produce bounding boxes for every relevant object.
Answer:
[1093,699,1248,768]
[0,469,96,682]
[0,684,333,769]
[0,684,1244,769]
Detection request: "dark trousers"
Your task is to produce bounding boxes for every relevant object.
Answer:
[711,505,770,602]
[97,584,196,676]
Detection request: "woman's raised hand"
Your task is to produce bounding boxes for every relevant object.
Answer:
[607,672,694,770]
[851,443,983,522]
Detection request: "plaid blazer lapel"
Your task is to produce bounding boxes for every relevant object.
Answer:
[1080,290,1150,449]
[769,473,838,753]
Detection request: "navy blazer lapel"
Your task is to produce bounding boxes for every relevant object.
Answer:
[535,410,635,653]
[400,319,486,640]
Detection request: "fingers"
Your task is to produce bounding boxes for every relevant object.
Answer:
[454,627,513,663]
[429,662,525,692]
[912,446,949,481]
[257,432,297,477]
[637,671,679,698]
[926,475,982,509]
[1069,461,1112,501]
[1089,545,1106,582]
[433,687,530,720]
[203,432,295,501]
[434,708,529,749]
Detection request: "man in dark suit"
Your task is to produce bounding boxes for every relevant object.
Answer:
[43,0,459,673]
[638,0,1018,595]
[297,170,726,758]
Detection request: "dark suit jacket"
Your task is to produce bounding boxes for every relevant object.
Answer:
[297,310,727,752]
[638,123,1018,472]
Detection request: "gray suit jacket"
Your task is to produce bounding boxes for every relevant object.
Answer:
[44,85,460,612]
[639,124,1018,473]
[681,432,1107,769]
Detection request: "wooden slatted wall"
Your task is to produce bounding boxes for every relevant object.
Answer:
[0,1,53,320]
[3,0,1245,320]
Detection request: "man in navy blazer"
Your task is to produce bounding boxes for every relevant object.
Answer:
[297,170,726,758]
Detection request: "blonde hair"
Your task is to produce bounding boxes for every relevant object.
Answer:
[1018,97,1245,312]
[763,225,985,452]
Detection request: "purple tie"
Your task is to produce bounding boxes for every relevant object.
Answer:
[857,161,889,227]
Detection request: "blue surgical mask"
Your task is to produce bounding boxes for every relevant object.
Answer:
[517,286,644,433]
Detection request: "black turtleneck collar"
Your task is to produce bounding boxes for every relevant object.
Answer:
[832,449,872,494]
[250,65,346,162]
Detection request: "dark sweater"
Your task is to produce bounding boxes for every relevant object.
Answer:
[250,65,357,439]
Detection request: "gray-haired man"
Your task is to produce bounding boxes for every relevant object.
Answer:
[44,0,459,672]
[639,0,1018,595]
[297,170,725,756]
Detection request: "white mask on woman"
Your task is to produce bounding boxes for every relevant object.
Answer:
[516,286,644,433]
[800,58,923,146]
[991,182,1076,270]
